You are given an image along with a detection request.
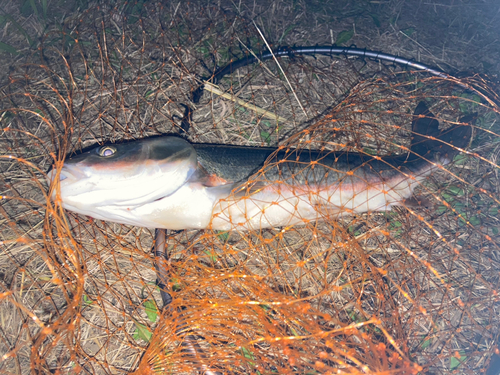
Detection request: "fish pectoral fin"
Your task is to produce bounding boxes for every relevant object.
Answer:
[190,163,235,187]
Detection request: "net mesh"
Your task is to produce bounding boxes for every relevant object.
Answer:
[1,3,500,374]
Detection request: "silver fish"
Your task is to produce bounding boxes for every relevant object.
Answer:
[48,103,473,231]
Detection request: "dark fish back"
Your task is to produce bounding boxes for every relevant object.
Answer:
[194,102,473,186]
[194,144,276,182]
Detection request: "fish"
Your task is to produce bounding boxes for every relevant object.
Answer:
[48,102,473,231]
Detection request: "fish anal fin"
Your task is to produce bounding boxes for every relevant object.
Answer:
[402,196,433,209]
[206,181,269,203]
[231,181,269,198]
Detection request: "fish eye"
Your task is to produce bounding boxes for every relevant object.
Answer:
[98,146,116,157]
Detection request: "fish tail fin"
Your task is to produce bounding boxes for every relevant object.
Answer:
[410,101,474,163]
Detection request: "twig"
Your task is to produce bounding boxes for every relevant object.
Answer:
[252,21,307,117]
[203,82,287,123]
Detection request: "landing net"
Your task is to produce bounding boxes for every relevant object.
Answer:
[1,3,499,374]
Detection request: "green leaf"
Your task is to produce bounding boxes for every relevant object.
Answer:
[241,346,255,359]
[3,14,33,45]
[259,304,271,311]
[262,120,272,128]
[468,216,481,226]
[133,322,152,342]
[421,338,432,349]
[348,225,361,236]
[41,0,48,19]
[436,205,447,214]
[370,14,381,28]
[450,352,466,370]
[204,250,218,262]
[261,130,271,144]
[217,231,229,242]
[83,294,94,305]
[441,193,454,202]
[488,206,499,216]
[392,221,402,228]
[459,92,482,104]
[28,0,40,18]
[348,310,358,321]
[447,185,465,196]
[144,300,158,322]
[171,277,182,292]
[402,27,415,37]
[241,346,256,366]
[453,153,468,165]
[363,147,377,155]
[0,42,18,54]
[279,24,296,44]
[336,30,354,45]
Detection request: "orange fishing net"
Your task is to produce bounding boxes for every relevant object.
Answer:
[1,3,499,374]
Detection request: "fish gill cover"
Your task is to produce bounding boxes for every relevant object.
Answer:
[0,1,499,374]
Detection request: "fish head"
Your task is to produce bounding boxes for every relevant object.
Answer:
[47,136,197,215]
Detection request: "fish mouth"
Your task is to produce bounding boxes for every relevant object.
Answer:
[47,165,86,185]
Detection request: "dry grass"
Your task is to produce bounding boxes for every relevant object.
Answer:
[0,1,500,374]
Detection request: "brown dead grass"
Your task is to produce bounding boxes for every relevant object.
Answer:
[0,1,499,374]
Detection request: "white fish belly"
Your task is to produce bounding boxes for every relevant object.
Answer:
[57,164,435,231]
[210,166,433,231]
